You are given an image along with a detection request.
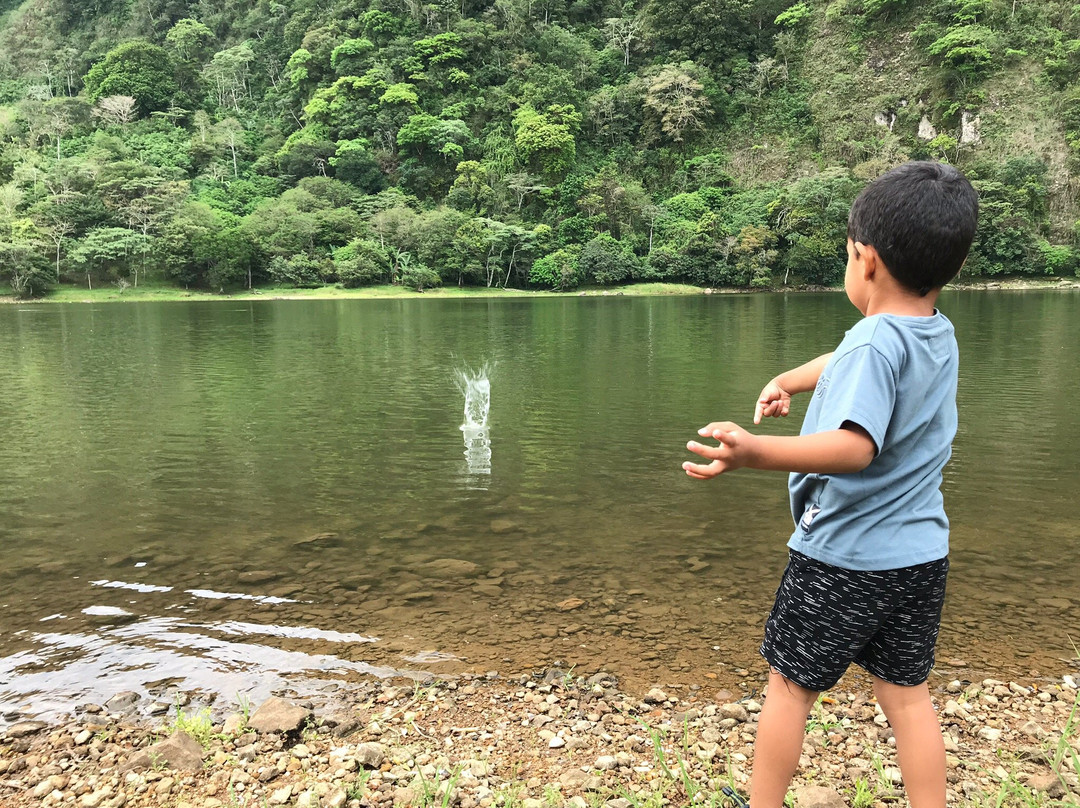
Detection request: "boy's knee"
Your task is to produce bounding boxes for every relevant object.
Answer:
[768,667,820,709]
[872,675,932,710]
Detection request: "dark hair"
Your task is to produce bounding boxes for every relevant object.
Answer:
[847,161,978,296]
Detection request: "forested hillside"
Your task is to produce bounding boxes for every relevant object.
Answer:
[2,0,1079,297]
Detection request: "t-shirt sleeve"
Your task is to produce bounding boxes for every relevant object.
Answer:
[815,345,896,455]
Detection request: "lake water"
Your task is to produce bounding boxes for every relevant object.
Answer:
[1,290,1078,724]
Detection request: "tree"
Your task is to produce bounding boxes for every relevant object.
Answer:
[331,38,375,75]
[213,118,246,179]
[334,238,391,286]
[84,41,177,116]
[202,43,257,112]
[512,104,580,177]
[69,227,149,289]
[605,16,643,66]
[166,18,215,65]
[641,63,712,143]
[529,245,583,290]
[580,233,642,285]
[93,95,138,126]
[447,161,496,214]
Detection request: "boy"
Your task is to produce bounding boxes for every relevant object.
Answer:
[682,161,978,808]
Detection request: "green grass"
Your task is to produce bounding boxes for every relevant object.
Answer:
[4,280,717,305]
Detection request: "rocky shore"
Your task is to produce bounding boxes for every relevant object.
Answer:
[2,670,1078,808]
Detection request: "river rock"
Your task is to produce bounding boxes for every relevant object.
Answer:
[294,532,338,547]
[121,730,204,772]
[247,697,311,735]
[356,742,386,768]
[1025,772,1066,798]
[793,785,846,808]
[105,692,140,713]
[419,559,480,579]
[237,570,281,584]
[721,702,749,723]
[3,721,48,739]
[557,598,585,611]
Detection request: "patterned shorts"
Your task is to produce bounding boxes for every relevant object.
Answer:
[760,550,949,692]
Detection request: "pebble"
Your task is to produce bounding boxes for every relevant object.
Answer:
[0,673,1076,808]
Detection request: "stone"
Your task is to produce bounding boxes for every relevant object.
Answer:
[121,731,205,772]
[644,689,668,704]
[1019,720,1047,738]
[918,116,938,140]
[978,727,1002,743]
[419,559,480,579]
[1025,773,1066,799]
[3,721,48,739]
[549,736,565,748]
[105,692,140,712]
[268,785,293,805]
[721,703,750,723]
[294,532,338,546]
[873,111,896,131]
[594,755,618,770]
[793,785,847,808]
[247,697,311,735]
[222,713,245,736]
[237,570,281,584]
[959,111,981,145]
[356,742,386,768]
[557,598,586,611]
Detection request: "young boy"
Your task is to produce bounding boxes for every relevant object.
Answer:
[682,161,978,808]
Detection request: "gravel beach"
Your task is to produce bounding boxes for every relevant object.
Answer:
[2,669,1078,808]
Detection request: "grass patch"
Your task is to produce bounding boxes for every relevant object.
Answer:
[7,280,714,305]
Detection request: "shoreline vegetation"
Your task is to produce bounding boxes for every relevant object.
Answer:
[1,670,1077,808]
[3,277,1079,305]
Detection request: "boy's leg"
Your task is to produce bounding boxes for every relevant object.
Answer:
[872,676,946,808]
[749,669,819,808]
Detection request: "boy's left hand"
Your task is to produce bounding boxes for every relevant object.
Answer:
[683,421,757,479]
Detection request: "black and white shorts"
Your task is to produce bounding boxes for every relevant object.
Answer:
[760,550,949,692]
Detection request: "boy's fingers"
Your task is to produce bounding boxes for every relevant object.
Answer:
[686,440,717,458]
[683,460,723,478]
[713,429,738,446]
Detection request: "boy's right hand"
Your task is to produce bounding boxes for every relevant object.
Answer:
[754,379,792,424]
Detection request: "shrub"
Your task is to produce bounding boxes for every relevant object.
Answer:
[267,254,328,287]
[579,234,642,285]
[530,246,583,290]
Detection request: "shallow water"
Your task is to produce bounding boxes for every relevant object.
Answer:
[1,291,1078,724]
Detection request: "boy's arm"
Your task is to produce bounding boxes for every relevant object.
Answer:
[683,420,875,478]
[754,352,834,424]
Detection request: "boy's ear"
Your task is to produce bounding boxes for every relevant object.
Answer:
[853,241,880,280]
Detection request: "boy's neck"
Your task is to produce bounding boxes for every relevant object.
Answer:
[868,289,937,315]
[863,282,940,318]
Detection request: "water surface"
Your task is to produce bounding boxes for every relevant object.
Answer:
[1,291,1077,723]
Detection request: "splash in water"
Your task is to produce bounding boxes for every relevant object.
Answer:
[455,365,492,478]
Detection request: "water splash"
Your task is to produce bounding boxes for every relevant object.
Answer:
[455,365,492,479]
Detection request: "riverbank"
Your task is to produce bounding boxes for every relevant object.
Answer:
[2,670,1077,808]
[3,277,1078,305]
[0,282,702,305]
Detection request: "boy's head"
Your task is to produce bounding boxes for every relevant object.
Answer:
[847,161,978,296]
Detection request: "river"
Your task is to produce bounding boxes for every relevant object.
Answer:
[1,290,1077,724]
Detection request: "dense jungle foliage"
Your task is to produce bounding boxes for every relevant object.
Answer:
[2,0,1080,297]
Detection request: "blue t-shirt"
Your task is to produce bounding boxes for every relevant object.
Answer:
[787,311,958,571]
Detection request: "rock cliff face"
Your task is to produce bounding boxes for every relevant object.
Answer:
[961,110,982,145]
